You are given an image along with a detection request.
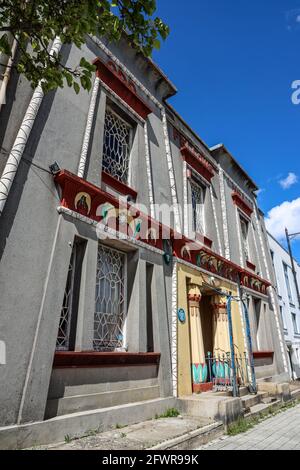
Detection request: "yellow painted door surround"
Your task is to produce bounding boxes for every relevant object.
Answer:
[177,263,246,396]
[188,284,207,388]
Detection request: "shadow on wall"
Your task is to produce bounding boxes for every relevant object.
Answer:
[0,44,72,262]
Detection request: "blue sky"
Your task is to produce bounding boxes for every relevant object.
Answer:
[153,0,300,260]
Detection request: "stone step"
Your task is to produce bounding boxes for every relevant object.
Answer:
[241,391,269,410]
[149,421,224,451]
[239,386,249,397]
[47,365,158,399]
[245,399,281,418]
[0,397,178,450]
[49,377,159,399]
[291,388,300,401]
[178,395,243,423]
[45,385,160,419]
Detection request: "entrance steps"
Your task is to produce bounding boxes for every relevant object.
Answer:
[0,397,178,450]
[178,393,243,425]
[241,391,270,412]
[45,367,160,419]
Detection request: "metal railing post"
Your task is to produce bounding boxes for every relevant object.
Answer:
[241,299,257,394]
[226,295,239,397]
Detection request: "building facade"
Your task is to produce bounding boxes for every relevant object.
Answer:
[268,233,300,379]
[0,35,289,432]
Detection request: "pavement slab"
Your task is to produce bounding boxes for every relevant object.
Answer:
[32,416,213,450]
[198,403,300,450]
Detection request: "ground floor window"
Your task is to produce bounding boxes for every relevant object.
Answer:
[93,244,126,351]
[56,239,85,351]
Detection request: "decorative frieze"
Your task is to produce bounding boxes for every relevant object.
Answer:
[78,76,100,178]
[232,191,253,218]
[180,142,215,184]
[54,169,272,296]
[93,57,152,120]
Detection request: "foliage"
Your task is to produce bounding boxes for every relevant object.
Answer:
[0,1,169,93]
[115,423,126,429]
[227,399,300,436]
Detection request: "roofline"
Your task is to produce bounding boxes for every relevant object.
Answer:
[165,103,210,152]
[210,143,258,191]
[164,102,218,169]
[100,32,178,99]
[146,56,177,97]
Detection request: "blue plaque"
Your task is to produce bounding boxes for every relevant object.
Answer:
[178,308,186,323]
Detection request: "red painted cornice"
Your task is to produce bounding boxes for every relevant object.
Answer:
[181,142,215,183]
[195,233,213,249]
[253,351,274,359]
[246,260,256,272]
[93,57,152,119]
[102,171,137,200]
[232,191,253,217]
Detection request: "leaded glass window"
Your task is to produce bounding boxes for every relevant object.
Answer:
[94,244,126,351]
[240,215,249,261]
[102,107,132,183]
[191,179,205,235]
[56,251,75,351]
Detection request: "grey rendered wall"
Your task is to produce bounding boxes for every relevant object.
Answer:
[0,41,94,424]
[0,37,174,425]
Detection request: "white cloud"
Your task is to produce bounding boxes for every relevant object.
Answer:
[256,188,265,196]
[265,198,300,240]
[279,172,298,189]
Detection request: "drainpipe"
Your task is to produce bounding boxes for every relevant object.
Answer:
[0,34,17,113]
[226,295,239,397]
[237,275,257,394]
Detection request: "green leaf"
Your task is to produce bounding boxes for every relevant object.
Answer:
[0,0,169,95]
[0,34,11,55]
[153,39,161,50]
[65,72,73,87]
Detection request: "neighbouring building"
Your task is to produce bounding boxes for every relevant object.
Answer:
[268,232,300,378]
[0,33,290,444]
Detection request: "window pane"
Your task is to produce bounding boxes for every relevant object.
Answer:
[191,180,205,234]
[56,250,76,351]
[292,313,299,334]
[94,244,126,351]
[102,108,131,183]
[283,263,293,302]
[240,216,249,261]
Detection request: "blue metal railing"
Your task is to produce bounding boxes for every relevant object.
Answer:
[203,351,250,393]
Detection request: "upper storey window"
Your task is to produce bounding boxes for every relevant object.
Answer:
[240,215,250,261]
[283,262,293,304]
[191,179,205,235]
[102,107,132,184]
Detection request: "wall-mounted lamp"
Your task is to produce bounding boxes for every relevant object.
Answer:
[49,161,61,175]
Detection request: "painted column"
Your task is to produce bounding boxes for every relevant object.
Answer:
[161,107,182,234]
[211,296,231,384]
[77,76,100,178]
[144,122,155,220]
[188,284,207,388]
[209,185,223,256]
[219,166,231,260]
[211,297,230,355]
